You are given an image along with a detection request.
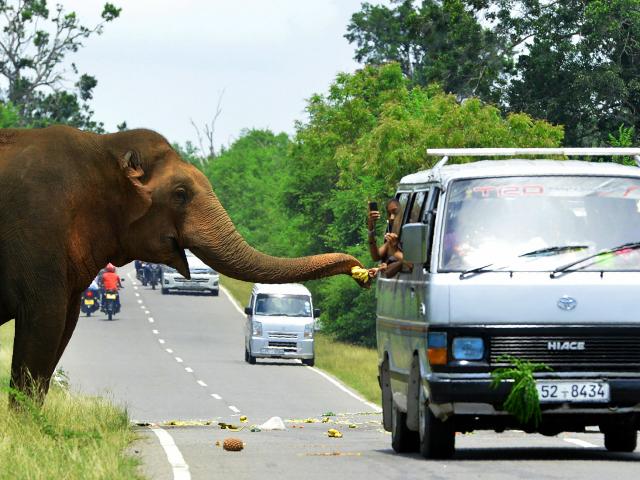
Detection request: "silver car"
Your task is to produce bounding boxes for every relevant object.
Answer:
[244,283,319,366]
[161,251,219,295]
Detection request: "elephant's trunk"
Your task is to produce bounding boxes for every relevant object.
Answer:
[186,191,365,285]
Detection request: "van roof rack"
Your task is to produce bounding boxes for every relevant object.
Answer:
[426,148,640,169]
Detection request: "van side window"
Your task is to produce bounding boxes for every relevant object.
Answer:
[392,192,411,237]
[408,190,429,224]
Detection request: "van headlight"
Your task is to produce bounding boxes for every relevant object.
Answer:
[252,321,263,336]
[304,323,314,338]
[452,337,484,361]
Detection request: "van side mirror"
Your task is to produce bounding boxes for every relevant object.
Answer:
[313,308,321,318]
[402,223,430,264]
[244,306,253,315]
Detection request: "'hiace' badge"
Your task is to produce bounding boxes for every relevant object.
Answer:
[547,341,586,351]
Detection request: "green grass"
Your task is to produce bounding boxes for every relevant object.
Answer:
[0,321,143,480]
[219,276,381,406]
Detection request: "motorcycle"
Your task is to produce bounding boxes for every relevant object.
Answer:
[101,289,121,321]
[80,288,100,317]
[145,263,161,290]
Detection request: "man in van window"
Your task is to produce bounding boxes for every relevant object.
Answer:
[367,199,404,278]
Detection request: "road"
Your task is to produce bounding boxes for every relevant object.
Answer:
[59,265,639,479]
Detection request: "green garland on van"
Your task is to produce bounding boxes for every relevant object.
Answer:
[490,355,552,427]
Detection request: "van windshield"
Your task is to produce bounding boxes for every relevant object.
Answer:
[255,294,312,317]
[441,176,640,272]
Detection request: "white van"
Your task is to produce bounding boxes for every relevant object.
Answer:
[378,148,640,459]
[244,283,319,366]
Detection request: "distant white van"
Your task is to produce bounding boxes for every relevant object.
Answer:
[244,283,319,366]
[378,148,640,459]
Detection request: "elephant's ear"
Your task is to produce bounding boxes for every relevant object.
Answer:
[120,150,152,223]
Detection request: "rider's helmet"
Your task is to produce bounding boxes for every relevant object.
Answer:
[106,263,116,273]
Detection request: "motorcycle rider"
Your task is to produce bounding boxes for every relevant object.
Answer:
[101,263,123,312]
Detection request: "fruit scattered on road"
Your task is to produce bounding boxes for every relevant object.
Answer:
[327,429,343,438]
[223,438,244,451]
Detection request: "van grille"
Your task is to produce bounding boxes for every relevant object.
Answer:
[268,341,298,352]
[490,336,640,367]
[268,332,298,340]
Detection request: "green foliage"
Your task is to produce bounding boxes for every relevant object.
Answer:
[490,355,552,427]
[0,101,21,127]
[0,1,121,131]
[205,129,295,257]
[346,0,509,101]
[347,0,640,147]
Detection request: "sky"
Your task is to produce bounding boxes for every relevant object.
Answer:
[58,0,370,152]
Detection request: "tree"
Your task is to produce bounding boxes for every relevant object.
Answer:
[286,63,562,344]
[345,0,510,101]
[0,0,121,130]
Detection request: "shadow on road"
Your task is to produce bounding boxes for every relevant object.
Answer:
[376,447,640,462]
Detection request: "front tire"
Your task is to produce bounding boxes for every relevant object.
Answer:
[247,347,256,365]
[108,311,113,321]
[418,390,455,459]
[604,428,637,452]
[391,402,419,453]
[302,357,315,367]
[212,290,219,296]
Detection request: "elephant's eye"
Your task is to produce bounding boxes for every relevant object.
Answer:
[174,187,188,204]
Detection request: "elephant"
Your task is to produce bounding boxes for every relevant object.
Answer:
[0,125,366,403]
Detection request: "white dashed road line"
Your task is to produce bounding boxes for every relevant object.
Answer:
[137,299,143,304]
[148,317,154,323]
[150,427,191,480]
[166,348,173,354]
[158,339,165,344]
[152,329,159,334]
[211,394,222,400]
[228,405,240,414]
[197,380,207,387]
[175,357,183,363]
[564,437,598,448]
[185,367,193,373]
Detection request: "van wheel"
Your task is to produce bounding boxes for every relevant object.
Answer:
[380,361,393,431]
[418,391,455,459]
[246,347,256,365]
[391,402,419,453]
[302,357,315,367]
[604,428,637,452]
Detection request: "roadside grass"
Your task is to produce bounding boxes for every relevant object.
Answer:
[0,321,142,480]
[219,276,381,406]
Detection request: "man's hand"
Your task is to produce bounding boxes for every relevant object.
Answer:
[384,232,399,246]
[367,210,380,230]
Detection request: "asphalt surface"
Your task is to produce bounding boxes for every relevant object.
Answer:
[59,265,640,479]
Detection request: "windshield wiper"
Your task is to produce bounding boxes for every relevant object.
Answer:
[518,245,589,258]
[459,263,495,280]
[550,241,640,278]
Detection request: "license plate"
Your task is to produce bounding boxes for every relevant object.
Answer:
[106,294,117,300]
[262,348,282,355]
[536,381,610,403]
[84,299,94,305]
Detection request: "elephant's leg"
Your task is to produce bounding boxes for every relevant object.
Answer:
[10,296,68,407]
[53,294,82,368]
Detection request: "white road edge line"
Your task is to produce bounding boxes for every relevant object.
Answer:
[197,380,207,387]
[150,427,191,480]
[564,437,598,448]
[228,405,240,413]
[305,366,382,413]
[211,393,222,400]
[220,286,244,315]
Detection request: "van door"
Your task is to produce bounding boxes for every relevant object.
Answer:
[377,189,430,409]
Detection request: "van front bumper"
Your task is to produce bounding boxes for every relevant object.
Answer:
[250,336,314,359]
[426,373,640,411]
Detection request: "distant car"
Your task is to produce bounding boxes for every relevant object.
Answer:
[244,283,320,366]
[161,251,219,295]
